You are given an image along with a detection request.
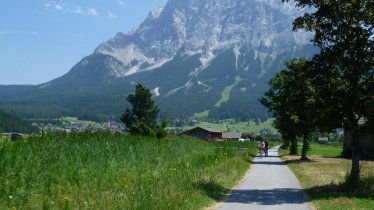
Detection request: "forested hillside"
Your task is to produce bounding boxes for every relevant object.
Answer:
[0,110,39,134]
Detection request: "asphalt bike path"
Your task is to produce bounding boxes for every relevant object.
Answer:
[217,146,310,210]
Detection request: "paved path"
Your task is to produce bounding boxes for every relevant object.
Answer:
[217,146,310,210]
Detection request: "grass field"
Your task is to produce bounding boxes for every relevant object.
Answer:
[0,134,9,142]
[292,144,343,157]
[0,133,259,209]
[181,118,276,133]
[280,145,374,210]
[61,117,101,128]
[305,144,343,157]
[215,76,242,107]
[193,110,210,118]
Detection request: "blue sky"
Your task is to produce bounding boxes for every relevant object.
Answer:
[0,0,167,85]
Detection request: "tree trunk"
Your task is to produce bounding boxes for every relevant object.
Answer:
[301,134,309,160]
[290,138,298,155]
[350,127,360,185]
[283,138,290,148]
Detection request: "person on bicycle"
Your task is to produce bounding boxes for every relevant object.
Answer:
[259,139,265,158]
[264,140,269,157]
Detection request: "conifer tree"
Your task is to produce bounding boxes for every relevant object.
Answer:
[121,83,167,138]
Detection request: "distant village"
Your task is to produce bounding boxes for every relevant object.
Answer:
[31,118,126,134]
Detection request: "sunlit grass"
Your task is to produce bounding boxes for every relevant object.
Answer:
[215,76,242,107]
[61,117,101,128]
[299,144,343,157]
[0,132,258,209]
[193,110,210,118]
[280,148,374,210]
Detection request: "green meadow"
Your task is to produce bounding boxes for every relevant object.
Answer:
[298,144,343,157]
[281,144,374,209]
[181,118,276,133]
[0,132,258,209]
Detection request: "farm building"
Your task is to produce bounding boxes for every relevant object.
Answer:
[343,119,374,159]
[222,132,242,140]
[179,127,223,141]
[318,137,329,144]
[179,127,243,141]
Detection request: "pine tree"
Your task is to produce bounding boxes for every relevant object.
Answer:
[120,83,167,138]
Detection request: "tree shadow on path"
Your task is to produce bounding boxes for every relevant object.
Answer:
[225,188,307,205]
[251,161,287,166]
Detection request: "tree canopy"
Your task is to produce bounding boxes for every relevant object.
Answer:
[281,0,374,184]
[0,110,39,134]
[261,58,316,159]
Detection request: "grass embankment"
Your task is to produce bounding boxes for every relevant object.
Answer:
[0,133,258,209]
[280,145,374,210]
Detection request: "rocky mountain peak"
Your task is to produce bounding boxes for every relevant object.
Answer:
[95,0,311,77]
[0,0,318,122]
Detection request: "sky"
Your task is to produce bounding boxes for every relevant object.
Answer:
[0,0,167,85]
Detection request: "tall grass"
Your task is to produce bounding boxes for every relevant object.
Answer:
[0,132,257,209]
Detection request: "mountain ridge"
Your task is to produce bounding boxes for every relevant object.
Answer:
[0,0,317,122]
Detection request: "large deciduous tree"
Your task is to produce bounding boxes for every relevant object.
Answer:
[261,70,299,155]
[284,0,374,183]
[121,83,167,139]
[261,58,316,159]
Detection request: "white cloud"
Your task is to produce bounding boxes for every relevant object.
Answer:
[117,0,126,6]
[45,1,99,16]
[0,31,10,35]
[71,7,83,14]
[18,31,38,36]
[107,11,117,19]
[87,8,98,16]
[54,4,63,10]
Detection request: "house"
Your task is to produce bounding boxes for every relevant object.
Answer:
[318,137,329,144]
[222,132,242,140]
[343,118,374,159]
[179,127,243,141]
[179,127,223,141]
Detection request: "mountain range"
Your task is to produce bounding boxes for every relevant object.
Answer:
[0,0,317,122]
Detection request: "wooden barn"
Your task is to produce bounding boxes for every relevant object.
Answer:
[222,132,242,140]
[179,127,223,141]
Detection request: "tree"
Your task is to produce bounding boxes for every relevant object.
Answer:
[284,0,374,184]
[274,114,298,155]
[0,110,39,134]
[261,58,316,159]
[120,83,167,139]
[261,71,298,155]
